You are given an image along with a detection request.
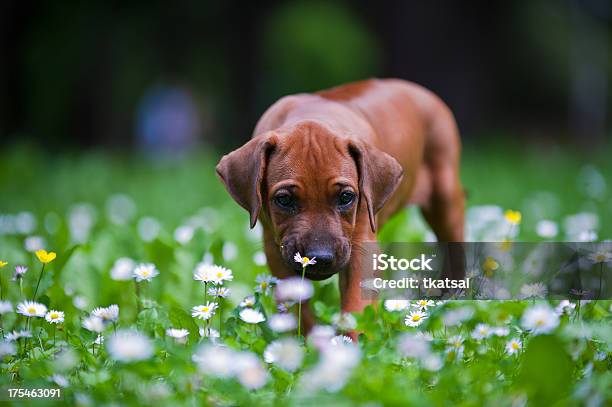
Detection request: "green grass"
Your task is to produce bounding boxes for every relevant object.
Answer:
[0,143,610,406]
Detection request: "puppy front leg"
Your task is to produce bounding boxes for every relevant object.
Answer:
[339,229,379,341]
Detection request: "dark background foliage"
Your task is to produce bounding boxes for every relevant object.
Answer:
[1,0,611,152]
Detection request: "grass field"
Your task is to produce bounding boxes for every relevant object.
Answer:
[0,142,611,406]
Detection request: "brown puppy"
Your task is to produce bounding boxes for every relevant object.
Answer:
[216,78,464,333]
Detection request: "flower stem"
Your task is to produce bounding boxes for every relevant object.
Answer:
[32,264,46,301]
[297,266,306,338]
[135,281,141,313]
[219,299,223,337]
[598,263,603,300]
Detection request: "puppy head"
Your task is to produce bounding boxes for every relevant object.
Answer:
[216,121,403,280]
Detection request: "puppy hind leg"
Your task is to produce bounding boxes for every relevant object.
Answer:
[421,165,466,282]
[420,164,464,243]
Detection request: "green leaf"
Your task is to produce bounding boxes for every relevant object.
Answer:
[517,335,573,405]
[168,305,200,338]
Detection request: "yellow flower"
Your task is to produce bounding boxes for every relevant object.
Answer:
[0,260,7,268]
[35,250,57,264]
[483,256,499,277]
[504,210,522,225]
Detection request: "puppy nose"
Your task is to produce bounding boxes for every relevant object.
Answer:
[305,248,335,266]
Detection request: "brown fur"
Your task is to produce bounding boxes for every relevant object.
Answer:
[216,78,464,336]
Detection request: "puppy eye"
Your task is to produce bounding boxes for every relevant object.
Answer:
[338,191,355,207]
[274,193,294,209]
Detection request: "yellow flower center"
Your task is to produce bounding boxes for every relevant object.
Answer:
[483,257,499,272]
[142,270,150,276]
[217,272,223,278]
[412,315,421,322]
[511,342,520,350]
[28,307,36,314]
[51,313,59,319]
[535,319,544,326]
[596,254,605,262]
[202,307,209,313]
[261,282,268,288]
[301,257,310,265]
[504,210,522,225]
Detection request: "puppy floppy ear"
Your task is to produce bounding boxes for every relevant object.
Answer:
[216,133,277,228]
[349,140,404,233]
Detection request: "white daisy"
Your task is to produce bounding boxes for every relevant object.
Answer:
[254,273,278,296]
[275,277,314,302]
[493,327,510,337]
[133,263,159,282]
[384,299,410,312]
[519,282,548,299]
[263,338,304,372]
[471,323,492,340]
[252,251,267,266]
[193,262,215,283]
[110,258,135,281]
[521,304,559,335]
[405,310,428,327]
[415,331,434,341]
[0,341,16,357]
[50,373,69,388]
[12,265,28,281]
[92,304,119,322]
[191,302,218,320]
[277,301,295,313]
[413,299,435,310]
[222,242,238,261]
[239,308,265,324]
[300,344,360,392]
[331,335,354,346]
[194,263,232,285]
[240,296,256,308]
[192,344,235,378]
[173,225,195,245]
[294,252,317,267]
[441,306,474,326]
[207,286,230,298]
[234,352,269,389]
[106,329,153,362]
[0,301,13,314]
[331,312,357,331]
[16,301,47,318]
[5,330,32,341]
[555,300,576,315]
[268,313,297,333]
[82,316,105,333]
[45,310,64,324]
[536,220,558,238]
[398,332,430,358]
[199,327,220,340]
[587,249,612,264]
[211,266,233,285]
[72,296,88,311]
[505,338,522,355]
[446,335,465,359]
[166,328,189,344]
[307,325,336,350]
